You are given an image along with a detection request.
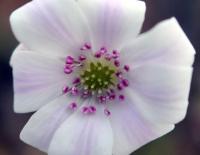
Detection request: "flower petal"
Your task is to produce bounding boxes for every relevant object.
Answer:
[10,0,90,57]
[78,0,145,51]
[20,96,74,152]
[127,64,193,124]
[109,64,192,154]
[11,46,68,113]
[48,105,113,155]
[109,100,174,155]
[121,18,195,67]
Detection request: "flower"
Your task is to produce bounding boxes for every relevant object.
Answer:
[10,0,195,155]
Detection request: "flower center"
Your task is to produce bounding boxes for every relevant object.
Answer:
[81,61,116,91]
[62,43,130,116]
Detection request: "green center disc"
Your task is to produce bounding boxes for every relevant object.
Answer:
[81,62,116,90]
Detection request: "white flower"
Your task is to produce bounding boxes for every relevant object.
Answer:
[10,0,195,155]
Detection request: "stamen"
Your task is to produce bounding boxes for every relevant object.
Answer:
[89,106,96,113]
[104,108,111,116]
[63,43,131,115]
[100,47,107,54]
[124,65,130,72]
[62,86,70,94]
[69,102,77,110]
[82,106,96,114]
[109,94,116,100]
[82,106,90,114]
[82,90,91,98]
[73,77,81,85]
[114,60,120,67]
[64,65,73,74]
[105,54,112,61]
[116,71,123,78]
[71,86,79,96]
[112,50,119,59]
[66,56,74,64]
[79,55,87,61]
[84,43,91,50]
[99,96,106,103]
[95,51,102,58]
[117,83,123,90]
[122,79,129,87]
[119,95,125,101]
[80,43,91,50]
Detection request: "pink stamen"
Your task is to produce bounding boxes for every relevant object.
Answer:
[84,43,91,50]
[99,96,106,103]
[95,51,102,58]
[63,44,129,112]
[73,77,81,84]
[115,71,123,78]
[100,47,107,54]
[114,60,120,67]
[69,102,77,110]
[109,94,116,100]
[112,50,119,55]
[122,79,129,87]
[62,86,70,94]
[82,106,90,114]
[64,66,73,74]
[104,109,111,116]
[79,55,87,61]
[80,43,91,50]
[112,50,119,59]
[104,53,112,61]
[82,90,91,98]
[124,65,130,72]
[117,83,123,90]
[89,106,96,113]
[119,95,125,101]
[71,86,79,95]
[82,106,96,114]
[66,56,74,64]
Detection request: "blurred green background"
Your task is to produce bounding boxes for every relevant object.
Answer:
[0,0,200,155]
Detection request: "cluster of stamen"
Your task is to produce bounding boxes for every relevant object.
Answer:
[62,43,130,116]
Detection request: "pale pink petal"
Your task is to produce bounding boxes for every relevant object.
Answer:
[109,63,193,155]
[10,0,90,57]
[11,46,68,112]
[127,64,193,124]
[109,101,174,155]
[78,0,145,51]
[20,96,74,152]
[121,18,195,67]
[48,105,113,155]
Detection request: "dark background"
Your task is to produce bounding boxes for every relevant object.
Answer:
[0,0,200,155]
